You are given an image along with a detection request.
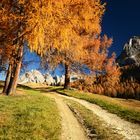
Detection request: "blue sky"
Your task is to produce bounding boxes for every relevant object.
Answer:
[102,0,140,56]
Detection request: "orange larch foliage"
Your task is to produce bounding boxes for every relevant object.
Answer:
[83,35,113,71]
[104,53,121,86]
[40,0,106,88]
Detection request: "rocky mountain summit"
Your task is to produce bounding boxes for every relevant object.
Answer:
[116,36,140,81]
[18,70,79,85]
[117,36,140,66]
[18,70,45,84]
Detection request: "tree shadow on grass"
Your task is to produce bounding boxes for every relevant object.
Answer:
[0,82,68,97]
[17,84,33,90]
[34,86,69,97]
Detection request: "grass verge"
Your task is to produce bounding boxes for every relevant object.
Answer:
[49,87,140,124]
[0,89,61,140]
[65,99,123,140]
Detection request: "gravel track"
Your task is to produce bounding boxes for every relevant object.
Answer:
[57,93,140,140]
[44,93,88,140]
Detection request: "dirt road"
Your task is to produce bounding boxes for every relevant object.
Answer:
[44,93,88,140]
[43,91,140,140]
[57,93,140,140]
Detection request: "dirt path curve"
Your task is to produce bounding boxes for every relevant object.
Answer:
[43,93,88,140]
[53,93,140,140]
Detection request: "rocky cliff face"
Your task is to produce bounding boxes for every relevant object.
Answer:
[116,36,140,81]
[117,36,140,66]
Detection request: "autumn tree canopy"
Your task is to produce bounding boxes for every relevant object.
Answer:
[40,0,106,88]
[0,0,64,94]
[0,0,120,93]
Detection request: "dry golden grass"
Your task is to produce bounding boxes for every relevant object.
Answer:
[116,98,140,112]
[86,92,140,112]
[22,83,48,89]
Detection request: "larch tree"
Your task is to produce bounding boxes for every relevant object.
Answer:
[83,34,121,95]
[40,0,120,92]
[40,0,105,89]
[1,0,111,93]
[0,0,55,95]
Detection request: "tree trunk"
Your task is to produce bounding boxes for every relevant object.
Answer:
[3,64,12,94]
[6,66,16,95]
[64,63,70,89]
[6,45,23,95]
[11,57,22,94]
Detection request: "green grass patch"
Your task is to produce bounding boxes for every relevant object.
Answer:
[0,89,61,140]
[53,87,140,124]
[66,99,123,140]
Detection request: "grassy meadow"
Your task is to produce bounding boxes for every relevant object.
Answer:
[0,88,61,140]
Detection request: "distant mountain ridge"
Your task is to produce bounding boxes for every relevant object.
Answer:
[18,70,45,84]
[18,70,79,85]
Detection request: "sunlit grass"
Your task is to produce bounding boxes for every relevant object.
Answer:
[52,87,140,123]
[0,89,61,140]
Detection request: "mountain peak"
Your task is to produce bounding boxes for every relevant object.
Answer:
[117,36,140,66]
